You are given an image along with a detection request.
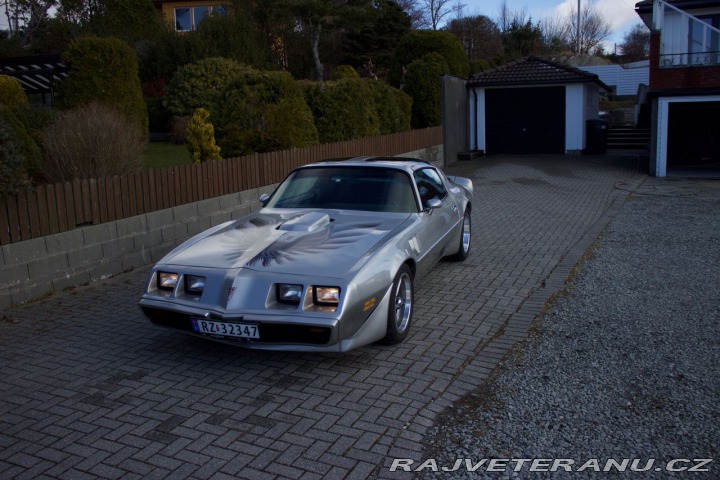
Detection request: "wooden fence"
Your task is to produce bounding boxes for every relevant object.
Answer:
[0,127,442,246]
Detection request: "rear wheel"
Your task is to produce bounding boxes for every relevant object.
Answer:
[448,208,471,261]
[380,265,414,345]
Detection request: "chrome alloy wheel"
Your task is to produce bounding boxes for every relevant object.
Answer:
[461,211,471,254]
[393,272,413,334]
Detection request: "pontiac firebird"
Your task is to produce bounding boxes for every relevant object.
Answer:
[139,157,473,352]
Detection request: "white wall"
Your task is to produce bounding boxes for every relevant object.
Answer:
[468,87,486,151]
[565,84,585,152]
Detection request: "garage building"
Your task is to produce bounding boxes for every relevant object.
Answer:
[468,56,611,155]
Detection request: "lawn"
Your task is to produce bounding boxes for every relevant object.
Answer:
[142,142,192,169]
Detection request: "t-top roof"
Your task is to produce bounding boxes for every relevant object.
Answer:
[468,56,611,91]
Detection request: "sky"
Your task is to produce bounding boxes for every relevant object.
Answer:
[461,0,643,52]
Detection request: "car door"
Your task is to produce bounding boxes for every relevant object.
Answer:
[413,167,460,277]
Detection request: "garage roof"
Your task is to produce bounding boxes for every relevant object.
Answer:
[468,56,611,91]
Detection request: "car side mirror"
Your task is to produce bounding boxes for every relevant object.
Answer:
[425,198,442,210]
[259,193,270,205]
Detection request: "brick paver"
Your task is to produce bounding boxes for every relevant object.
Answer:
[0,155,642,479]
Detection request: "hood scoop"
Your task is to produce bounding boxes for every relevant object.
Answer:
[277,212,331,232]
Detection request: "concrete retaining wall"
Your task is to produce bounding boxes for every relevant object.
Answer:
[0,146,443,309]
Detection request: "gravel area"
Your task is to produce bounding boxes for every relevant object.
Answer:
[422,192,720,479]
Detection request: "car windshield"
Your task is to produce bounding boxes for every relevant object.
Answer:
[265,166,418,213]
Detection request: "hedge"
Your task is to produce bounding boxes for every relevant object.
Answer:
[59,36,148,133]
[212,71,318,157]
[164,57,254,117]
[403,53,449,129]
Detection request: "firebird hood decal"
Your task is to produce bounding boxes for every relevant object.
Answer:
[161,211,410,276]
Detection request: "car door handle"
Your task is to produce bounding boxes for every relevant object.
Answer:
[452,204,458,212]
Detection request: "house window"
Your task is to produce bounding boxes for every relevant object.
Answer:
[174,5,226,32]
[175,8,192,32]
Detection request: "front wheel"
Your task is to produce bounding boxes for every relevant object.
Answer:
[380,265,414,345]
[448,208,471,261]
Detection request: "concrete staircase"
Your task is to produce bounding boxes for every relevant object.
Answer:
[607,127,651,151]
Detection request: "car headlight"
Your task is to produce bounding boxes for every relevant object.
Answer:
[185,275,206,294]
[314,286,340,306]
[157,272,179,290]
[277,284,303,304]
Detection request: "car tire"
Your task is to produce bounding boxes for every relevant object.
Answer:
[448,208,471,261]
[380,264,414,345]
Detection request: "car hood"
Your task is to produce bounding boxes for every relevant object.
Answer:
[161,210,412,277]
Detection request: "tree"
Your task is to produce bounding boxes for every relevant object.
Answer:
[502,18,544,60]
[563,0,611,54]
[417,0,464,30]
[2,0,56,46]
[394,0,424,29]
[390,29,469,85]
[447,15,503,62]
[285,0,372,81]
[619,23,650,61]
[56,0,162,43]
[496,0,527,34]
[342,0,412,74]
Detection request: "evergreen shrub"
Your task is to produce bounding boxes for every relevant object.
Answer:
[403,53,449,128]
[59,36,148,133]
[164,57,253,117]
[367,80,411,134]
[186,108,221,163]
[302,79,381,143]
[331,65,359,80]
[212,71,318,157]
[0,75,28,106]
[0,114,32,198]
[390,30,469,85]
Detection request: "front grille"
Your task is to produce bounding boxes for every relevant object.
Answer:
[141,307,332,345]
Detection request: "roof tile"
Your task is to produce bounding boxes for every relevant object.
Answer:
[468,56,610,90]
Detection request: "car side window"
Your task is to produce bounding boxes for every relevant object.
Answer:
[413,168,447,205]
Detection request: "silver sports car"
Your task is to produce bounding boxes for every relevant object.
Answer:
[139,157,473,352]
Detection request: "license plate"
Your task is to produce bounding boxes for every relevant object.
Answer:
[191,318,259,339]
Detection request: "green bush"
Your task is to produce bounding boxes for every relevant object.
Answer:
[164,57,253,117]
[0,114,32,198]
[59,36,148,134]
[0,75,28,107]
[42,102,146,182]
[302,79,381,143]
[0,106,42,181]
[403,53,449,129]
[367,80,411,134]
[331,65,359,80]
[390,30,469,85]
[187,108,221,163]
[212,71,318,157]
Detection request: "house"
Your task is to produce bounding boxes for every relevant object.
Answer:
[635,0,720,176]
[153,1,227,32]
[577,61,650,97]
[466,56,610,155]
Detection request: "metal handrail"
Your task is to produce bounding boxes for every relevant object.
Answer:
[659,51,720,67]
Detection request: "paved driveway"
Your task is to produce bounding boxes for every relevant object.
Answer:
[0,155,641,480]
